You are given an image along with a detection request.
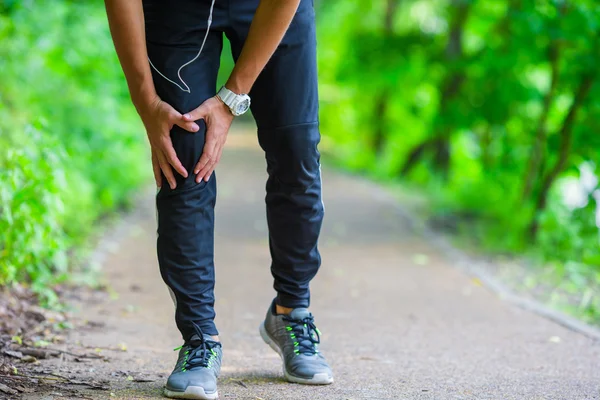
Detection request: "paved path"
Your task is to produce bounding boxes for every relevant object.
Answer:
[28,127,600,399]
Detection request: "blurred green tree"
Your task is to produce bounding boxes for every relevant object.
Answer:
[317,0,600,322]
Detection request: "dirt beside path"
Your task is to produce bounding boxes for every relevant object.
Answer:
[10,128,600,399]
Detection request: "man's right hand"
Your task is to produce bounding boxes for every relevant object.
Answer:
[104,1,201,189]
[138,96,200,189]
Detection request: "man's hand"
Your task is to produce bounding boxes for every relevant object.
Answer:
[105,0,299,186]
[139,96,200,189]
[183,97,234,183]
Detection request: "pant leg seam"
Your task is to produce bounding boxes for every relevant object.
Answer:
[258,120,319,132]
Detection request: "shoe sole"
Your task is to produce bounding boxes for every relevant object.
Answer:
[163,386,218,400]
[259,321,334,385]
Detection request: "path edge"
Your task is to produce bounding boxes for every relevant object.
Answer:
[361,175,600,342]
[85,188,156,279]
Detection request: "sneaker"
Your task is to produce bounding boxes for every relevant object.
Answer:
[259,302,333,385]
[164,324,222,399]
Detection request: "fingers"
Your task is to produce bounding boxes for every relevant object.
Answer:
[198,156,216,182]
[183,103,208,124]
[162,102,199,133]
[146,100,195,190]
[154,145,187,190]
[173,118,200,133]
[183,97,231,183]
[156,151,177,190]
[195,139,223,183]
[193,152,213,183]
[151,150,162,188]
[203,164,217,183]
[161,136,188,179]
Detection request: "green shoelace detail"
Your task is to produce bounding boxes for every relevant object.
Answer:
[284,315,321,356]
[173,323,221,372]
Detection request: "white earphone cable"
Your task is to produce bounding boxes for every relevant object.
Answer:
[147,0,217,93]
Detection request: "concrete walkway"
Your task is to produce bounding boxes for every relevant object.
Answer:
[28,127,600,399]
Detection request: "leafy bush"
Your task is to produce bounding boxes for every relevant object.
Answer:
[0,122,67,301]
[0,1,149,300]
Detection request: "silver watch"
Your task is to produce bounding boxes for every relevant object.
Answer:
[216,86,251,117]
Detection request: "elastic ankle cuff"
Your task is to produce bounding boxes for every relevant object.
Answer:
[275,294,309,310]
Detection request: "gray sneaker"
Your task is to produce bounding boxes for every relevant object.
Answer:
[259,302,333,385]
[164,325,222,400]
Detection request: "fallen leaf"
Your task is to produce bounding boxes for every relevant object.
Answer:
[124,304,137,313]
[86,320,106,329]
[3,350,23,359]
[21,347,54,359]
[0,383,17,395]
[15,385,35,393]
[133,377,155,382]
[549,336,561,343]
[118,343,127,352]
[126,375,134,381]
[233,380,247,388]
[359,356,378,361]
[129,284,142,292]
[52,335,66,343]
[34,339,51,348]
[412,254,429,266]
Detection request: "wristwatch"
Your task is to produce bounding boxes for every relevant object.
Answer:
[216,86,251,117]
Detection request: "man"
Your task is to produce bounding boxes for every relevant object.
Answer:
[104,0,332,398]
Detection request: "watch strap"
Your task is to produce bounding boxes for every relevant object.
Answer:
[217,86,238,108]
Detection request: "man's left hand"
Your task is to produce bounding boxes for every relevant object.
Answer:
[183,96,234,183]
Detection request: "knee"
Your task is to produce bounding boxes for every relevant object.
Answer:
[260,123,321,191]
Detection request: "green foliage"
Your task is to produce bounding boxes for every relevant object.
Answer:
[317,0,600,322]
[0,123,67,303]
[0,0,148,301]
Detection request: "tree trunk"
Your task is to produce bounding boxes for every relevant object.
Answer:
[372,92,388,154]
[371,0,400,155]
[400,136,439,175]
[495,0,521,42]
[528,73,596,238]
[521,3,565,202]
[521,44,560,202]
[473,0,521,170]
[480,126,493,168]
[400,0,471,177]
[433,136,451,177]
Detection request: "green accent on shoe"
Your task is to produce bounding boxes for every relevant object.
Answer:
[260,303,333,385]
[165,324,222,399]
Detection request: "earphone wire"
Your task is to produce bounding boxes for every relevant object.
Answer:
[147,0,217,93]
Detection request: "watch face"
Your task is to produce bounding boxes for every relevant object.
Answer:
[235,98,250,116]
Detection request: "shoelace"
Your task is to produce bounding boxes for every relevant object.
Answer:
[175,323,221,372]
[282,314,321,356]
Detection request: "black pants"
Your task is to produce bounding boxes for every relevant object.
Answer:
[144,0,323,340]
